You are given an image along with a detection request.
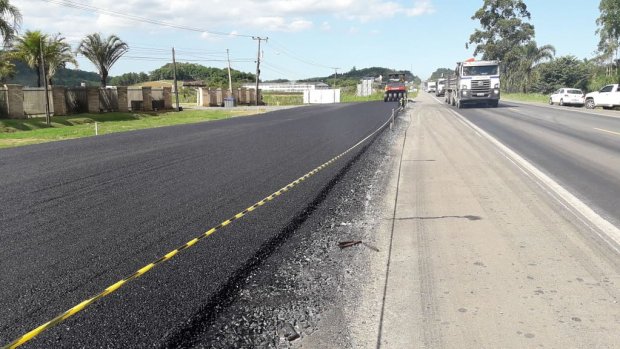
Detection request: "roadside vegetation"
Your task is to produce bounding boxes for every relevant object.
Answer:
[0,109,249,148]
[462,0,620,98]
[501,93,548,104]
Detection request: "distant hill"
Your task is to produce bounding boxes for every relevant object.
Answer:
[301,66,422,85]
[7,61,101,87]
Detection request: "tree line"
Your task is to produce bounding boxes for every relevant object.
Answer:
[465,0,620,94]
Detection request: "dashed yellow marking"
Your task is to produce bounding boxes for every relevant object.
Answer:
[3,107,399,349]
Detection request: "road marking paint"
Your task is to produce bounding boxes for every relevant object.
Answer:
[448,108,620,254]
[594,127,620,136]
[2,106,402,349]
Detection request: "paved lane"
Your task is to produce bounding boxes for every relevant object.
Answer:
[441,98,620,228]
[0,101,396,348]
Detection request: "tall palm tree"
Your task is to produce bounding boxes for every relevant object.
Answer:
[0,0,21,45]
[77,33,128,87]
[0,51,15,83]
[518,41,556,93]
[12,30,77,87]
[43,33,78,85]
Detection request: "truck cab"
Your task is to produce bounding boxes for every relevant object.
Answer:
[585,84,620,109]
[436,78,446,97]
[447,60,501,108]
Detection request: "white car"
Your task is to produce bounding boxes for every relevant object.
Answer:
[549,88,585,107]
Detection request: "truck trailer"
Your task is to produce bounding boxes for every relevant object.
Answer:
[445,59,501,108]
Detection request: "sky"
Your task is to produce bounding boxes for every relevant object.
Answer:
[14,0,602,81]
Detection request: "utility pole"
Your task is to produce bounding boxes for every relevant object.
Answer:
[332,67,339,88]
[332,67,339,103]
[252,36,268,106]
[226,48,233,94]
[40,37,51,126]
[172,47,180,111]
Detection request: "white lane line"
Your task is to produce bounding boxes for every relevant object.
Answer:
[594,127,620,136]
[447,108,620,253]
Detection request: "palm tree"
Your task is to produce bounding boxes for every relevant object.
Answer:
[12,30,77,87]
[0,0,21,45]
[43,33,78,85]
[77,33,128,87]
[518,41,556,93]
[0,51,15,83]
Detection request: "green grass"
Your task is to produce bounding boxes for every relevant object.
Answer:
[0,109,249,148]
[341,91,385,103]
[501,92,549,104]
[262,93,304,106]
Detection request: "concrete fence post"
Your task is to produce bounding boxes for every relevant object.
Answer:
[86,87,100,113]
[52,86,67,116]
[142,87,153,111]
[163,87,172,109]
[116,87,129,112]
[5,84,25,119]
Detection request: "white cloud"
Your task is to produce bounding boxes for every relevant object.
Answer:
[17,0,434,38]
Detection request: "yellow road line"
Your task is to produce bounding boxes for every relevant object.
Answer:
[2,108,400,349]
[594,127,620,136]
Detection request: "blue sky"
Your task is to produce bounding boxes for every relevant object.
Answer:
[17,0,602,81]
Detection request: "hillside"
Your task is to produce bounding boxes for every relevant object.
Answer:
[301,66,422,85]
[7,61,101,87]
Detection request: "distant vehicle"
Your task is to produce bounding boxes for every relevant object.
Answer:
[445,59,501,108]
[427,81,436,93]
[435,78,446,97]
[549,88,584,107]
[585,84,620,110]
[384,72,407,102]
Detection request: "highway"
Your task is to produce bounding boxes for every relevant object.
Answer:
[449,98,620,229]
[0,102,395,348]
[375,93,620,348]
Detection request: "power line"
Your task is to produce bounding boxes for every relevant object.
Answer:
[41,0,256,38]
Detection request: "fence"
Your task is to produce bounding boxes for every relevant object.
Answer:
[100,88,119,112]
[151,88,165,110]
[23,88,54,115]
[0,88,7,117]
[128,88,143,111]
[66,87,88,114]
[1,85,173,119]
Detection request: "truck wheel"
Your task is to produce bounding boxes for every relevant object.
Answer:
[491,100,499,108]
[585,99,595,109]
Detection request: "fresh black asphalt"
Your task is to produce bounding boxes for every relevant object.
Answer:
[0,101,397,348]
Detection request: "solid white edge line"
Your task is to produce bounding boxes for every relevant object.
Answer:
[445,107,620,253]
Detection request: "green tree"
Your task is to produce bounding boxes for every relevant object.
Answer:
[516,41,555,93]
[596,0,620,80]
[535,56,591,94]
[77,33,129,87]
[0,0,21,45]
[44,33,77,85]
[467,0,535,61]
[429,68,454,80]
[12,31,77,87]
[0,50,15,82]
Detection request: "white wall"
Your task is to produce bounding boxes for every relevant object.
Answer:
[303,89,341,104]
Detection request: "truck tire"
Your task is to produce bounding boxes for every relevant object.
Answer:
[585,99,595,109]
[491,100,499,108]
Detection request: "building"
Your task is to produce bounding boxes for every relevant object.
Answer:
[242,81,329,93]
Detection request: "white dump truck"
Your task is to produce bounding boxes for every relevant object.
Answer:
[435,78,446,97]
[445,59,501,108]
